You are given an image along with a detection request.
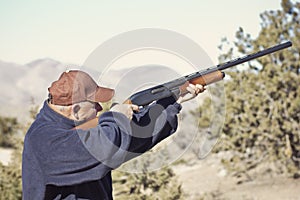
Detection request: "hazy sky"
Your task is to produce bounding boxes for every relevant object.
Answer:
[0,0,283,65]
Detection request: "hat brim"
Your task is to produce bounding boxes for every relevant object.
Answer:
[88,86,115,103]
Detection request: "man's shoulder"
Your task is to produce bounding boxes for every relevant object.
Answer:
[25,118,69,144]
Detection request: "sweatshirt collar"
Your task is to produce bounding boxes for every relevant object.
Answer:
[40,100,86,129]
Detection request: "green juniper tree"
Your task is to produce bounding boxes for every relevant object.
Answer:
[0,105,39,200]
[112,160,183,200]
[198,0,300,178]
[0,116,22,200]
[0,117,19,148]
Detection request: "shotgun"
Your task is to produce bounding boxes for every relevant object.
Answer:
[75,41,292,129]
[123,41,292,105]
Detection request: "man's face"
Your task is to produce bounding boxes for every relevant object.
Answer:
[76,101,102,121]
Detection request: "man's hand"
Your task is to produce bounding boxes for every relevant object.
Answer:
[110,104,139,120]
[176,84,205,104]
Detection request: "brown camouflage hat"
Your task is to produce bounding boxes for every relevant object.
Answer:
[48,70,114,105]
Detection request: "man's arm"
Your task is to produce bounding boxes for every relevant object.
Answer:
[73,84,205,130]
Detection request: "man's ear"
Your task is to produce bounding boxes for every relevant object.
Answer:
[72,104,81,120]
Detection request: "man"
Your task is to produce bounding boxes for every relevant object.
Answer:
[22,70,205,200]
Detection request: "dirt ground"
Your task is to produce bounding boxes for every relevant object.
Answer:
[173,153,300,200]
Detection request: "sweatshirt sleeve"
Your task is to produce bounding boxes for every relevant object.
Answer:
[127,102,182,154]
[77,101,182,167]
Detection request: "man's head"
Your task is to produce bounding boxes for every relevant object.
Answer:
[48,70,114,121]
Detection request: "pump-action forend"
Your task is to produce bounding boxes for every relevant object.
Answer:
[124,41,292,106]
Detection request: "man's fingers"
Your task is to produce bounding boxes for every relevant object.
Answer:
[187,84,205,95]
[110,104,139,120]
[185,87,193,96]
[177,84,206,104]
[186,84,196,95]
[195,84,205,93]
[130,104,139,111]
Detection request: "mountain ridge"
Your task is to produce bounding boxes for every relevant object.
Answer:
[0,58,69,122]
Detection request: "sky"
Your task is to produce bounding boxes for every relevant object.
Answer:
[0,0,283,66]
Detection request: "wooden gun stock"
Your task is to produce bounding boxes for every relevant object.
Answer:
[73,117,99,130]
